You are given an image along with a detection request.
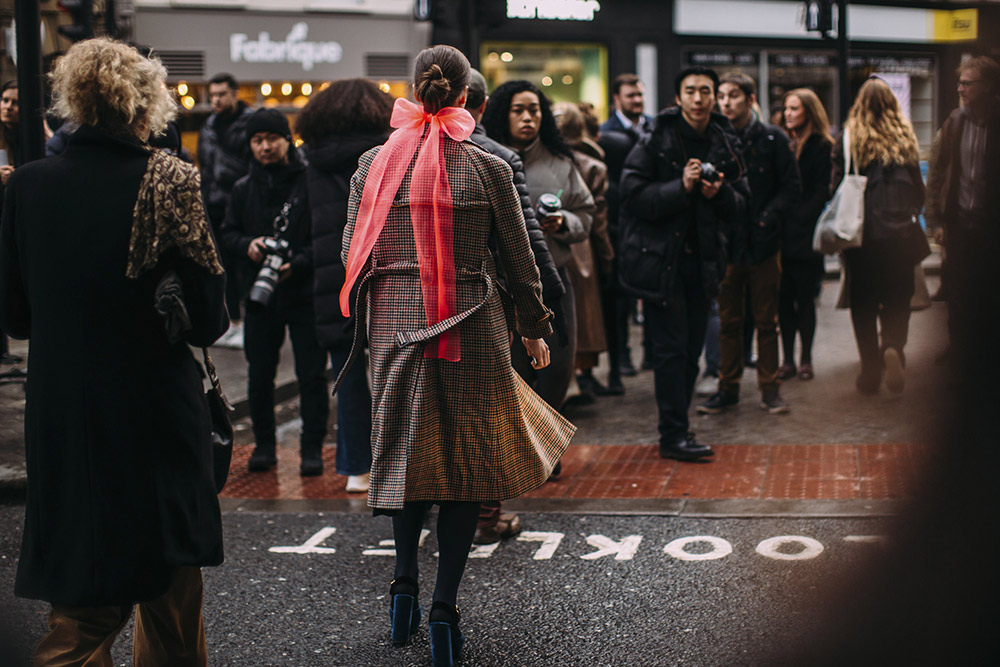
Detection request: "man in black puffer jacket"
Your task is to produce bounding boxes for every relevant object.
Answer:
[619,66,749,462]
[464,69,564,546]
[198,73,255,336]
[220,109,328,477]
[697,73,799,417]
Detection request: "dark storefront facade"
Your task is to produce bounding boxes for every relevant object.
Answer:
[432,0,995,151]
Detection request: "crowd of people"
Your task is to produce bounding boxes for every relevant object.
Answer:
[0,33,996,666]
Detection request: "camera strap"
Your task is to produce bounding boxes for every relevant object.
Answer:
[271,199,294,239]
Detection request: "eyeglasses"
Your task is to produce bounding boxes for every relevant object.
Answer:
[958,79,981,88]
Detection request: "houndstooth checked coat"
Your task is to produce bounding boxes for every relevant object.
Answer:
[338,132,576,511]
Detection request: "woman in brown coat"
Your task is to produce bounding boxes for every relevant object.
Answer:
[337,45,574,666]
[553,102,615,399]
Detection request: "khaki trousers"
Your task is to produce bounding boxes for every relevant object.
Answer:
[718,254,782,395]
[33,567,207,667]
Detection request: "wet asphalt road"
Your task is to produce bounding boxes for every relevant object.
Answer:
[0,503,893,666]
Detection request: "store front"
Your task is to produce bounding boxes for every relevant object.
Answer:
[135,8,428,154]
[674,0,980,151]
[443,0,979,142]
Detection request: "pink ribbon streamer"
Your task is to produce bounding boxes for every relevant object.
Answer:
[340,97,476,362]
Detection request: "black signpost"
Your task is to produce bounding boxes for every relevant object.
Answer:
[804,0,850,123]
[14,0,44,164]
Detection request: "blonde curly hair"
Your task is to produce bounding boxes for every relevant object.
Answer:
[49,38,176,141]
[845,77,919,170]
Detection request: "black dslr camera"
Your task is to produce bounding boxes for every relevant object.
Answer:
[249,237,292,307]
[699,162,721,183]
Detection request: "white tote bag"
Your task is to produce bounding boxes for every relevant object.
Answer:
[812,130,866,255]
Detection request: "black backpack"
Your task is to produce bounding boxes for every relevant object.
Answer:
[863,162,924,242]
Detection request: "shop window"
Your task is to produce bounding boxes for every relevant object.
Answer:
[481,42,608,121]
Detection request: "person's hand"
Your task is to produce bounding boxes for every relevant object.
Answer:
[932,227,945,245]
[522,337,550,369]
[278,263,291,282]
[682,159,702,193]
[248,236,268,262]
[0,165,14,186]
[700,172,724,200]
[540,212,564,234]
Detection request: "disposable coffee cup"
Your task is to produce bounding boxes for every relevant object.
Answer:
[0,150,9,167]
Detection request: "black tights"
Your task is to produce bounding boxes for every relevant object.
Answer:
[779,259,822,365]
[392,501,480,606]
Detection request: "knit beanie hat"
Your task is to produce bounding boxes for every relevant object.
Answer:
[247,109,292,143]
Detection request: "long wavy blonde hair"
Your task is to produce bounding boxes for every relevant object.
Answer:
[845,77,919,169]
[49,38,176,142]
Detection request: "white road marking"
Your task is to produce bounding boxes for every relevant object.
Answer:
[755,535,825,560]
[361,529,431,556]
[843,535,885,543]
[269,526,337,554]
[663,536,733,561]
[516,531,565,560]
[581,535,643,561]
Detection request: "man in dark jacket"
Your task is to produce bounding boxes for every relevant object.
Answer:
[600,73,654,377]
[465,68,563,545]
[619,66,749,461]
[220,109,328,476]
[199,73,254,342]
[926,56,1000,370]
[698,73,798,415]
[600,73,654,141]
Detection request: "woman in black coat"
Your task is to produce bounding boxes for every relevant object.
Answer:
[295,79,392,493]
[0,38,228,663]
[779,88,834,381]
[833,78,927,395]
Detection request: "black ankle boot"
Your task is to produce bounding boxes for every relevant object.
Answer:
[248,445,277,472]
[389,577,421,645]
[300,445,323,477]
[429,601,464,666]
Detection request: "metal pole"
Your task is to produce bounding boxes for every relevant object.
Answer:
[13,0,44,164]
[837,0,850,125]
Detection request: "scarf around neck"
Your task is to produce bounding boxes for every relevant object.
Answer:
[340,97,476,362]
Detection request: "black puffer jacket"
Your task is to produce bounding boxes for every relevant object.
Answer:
[219,148,313,310]
[783,133,832,261]
[198,102,254,220]
[732,115,799,264]
[469,123,565,305]
[618,108,749,304]
[305,131,389,348]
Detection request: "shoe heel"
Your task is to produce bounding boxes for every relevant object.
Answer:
[429,622,454,666]
[390,594,419,644]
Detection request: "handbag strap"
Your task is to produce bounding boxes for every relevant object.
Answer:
[202,347,234,412]
[843,128,857,176]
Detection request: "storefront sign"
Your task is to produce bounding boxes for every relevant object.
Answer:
[507,0,601,21]
[932,9,977,43]
[230,22,343,72]
[769,53,833,68]
[689,51,758,67]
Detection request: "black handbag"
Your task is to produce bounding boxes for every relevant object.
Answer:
[154,270,235,493]
[202,347,234,493]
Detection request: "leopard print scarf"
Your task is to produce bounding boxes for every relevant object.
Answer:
[126,148,224,279]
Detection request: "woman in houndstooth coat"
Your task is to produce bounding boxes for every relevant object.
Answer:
[336,46,574,664]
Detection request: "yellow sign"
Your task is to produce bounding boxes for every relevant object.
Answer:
[931,8,978,42]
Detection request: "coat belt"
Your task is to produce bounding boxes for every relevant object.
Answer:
[332,260,494,395]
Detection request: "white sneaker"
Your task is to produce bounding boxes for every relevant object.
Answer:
[216,322,244,349]
[346,473,370,493]
[695,373,718,397]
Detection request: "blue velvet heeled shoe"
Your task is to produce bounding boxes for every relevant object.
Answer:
[388,577,421,645]
[429,601,465,666]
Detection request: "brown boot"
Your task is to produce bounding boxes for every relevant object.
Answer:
[473,513,522,545]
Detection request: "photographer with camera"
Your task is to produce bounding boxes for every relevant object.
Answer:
[619,66,748,461]
[221,109,329,475]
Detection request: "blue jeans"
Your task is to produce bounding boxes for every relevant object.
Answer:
[329,344,372,476]
[643,255,710,445]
